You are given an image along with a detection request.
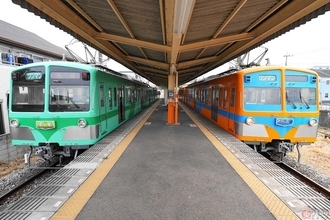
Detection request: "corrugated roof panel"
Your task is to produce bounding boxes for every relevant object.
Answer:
[0,20,71,59]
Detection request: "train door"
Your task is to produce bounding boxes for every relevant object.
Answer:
[211,86,218,122]
[118,85,125,123]
[228,86,236,133]
[99,83,107,134]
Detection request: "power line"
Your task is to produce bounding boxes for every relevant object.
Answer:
[292,45,330,56]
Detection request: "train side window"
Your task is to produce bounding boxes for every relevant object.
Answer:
[205,89,208,103]
[223,89,227,108]
[230,87,235,107]
[114,87,117,107]
[109,88,112,108]
[132,88,136,102]
[100,85,104,107]
[195,89,199,101]
[130,88,133,102]
[137,89,141,101]
[132,88,135,102]
[127,88,131,103]
[219,88,223,107]
[212,87,218,105]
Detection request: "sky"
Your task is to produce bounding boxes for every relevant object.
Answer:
[0,0,330,78]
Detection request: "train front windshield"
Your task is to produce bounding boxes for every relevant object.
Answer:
[285,74,317,109]
[10,65,90,112]
[244,87,316,106]
[243,70,317,111]
[244,87,281,104]
[49,66,90,112]
[11,66,45,112]
[286,87,316,108]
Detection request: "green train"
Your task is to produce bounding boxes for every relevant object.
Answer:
[8,61,158,160]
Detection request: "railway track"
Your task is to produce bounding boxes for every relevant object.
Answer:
[0,168,48,205]
[318,128,330,138]
[0,158,63,206]
[277,162,330,199]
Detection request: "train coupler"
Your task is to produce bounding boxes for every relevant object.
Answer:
[278,142,295,153]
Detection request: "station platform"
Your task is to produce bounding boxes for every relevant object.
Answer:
[55,99,278,219]
[51,100,299,220]
[1,99,329,220]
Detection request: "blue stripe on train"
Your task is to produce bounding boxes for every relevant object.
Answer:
[193,102,316,137]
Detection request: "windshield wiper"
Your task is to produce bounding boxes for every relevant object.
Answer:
[52,99,64,111]
[286,91,297,109]
[299,91,310,109]
[68,98,80,109]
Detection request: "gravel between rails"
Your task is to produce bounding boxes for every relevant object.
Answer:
[0,157,58,210]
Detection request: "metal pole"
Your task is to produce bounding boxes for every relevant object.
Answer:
[284,53,293,66]
[174,70,179,124]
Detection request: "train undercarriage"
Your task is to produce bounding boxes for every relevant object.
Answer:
[24,143,90,167]
[248,140,302,163]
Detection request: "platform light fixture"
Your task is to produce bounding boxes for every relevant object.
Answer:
[173,0,195,37]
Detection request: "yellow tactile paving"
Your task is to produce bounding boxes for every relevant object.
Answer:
[51,100,160,220]
[180,103,300,220]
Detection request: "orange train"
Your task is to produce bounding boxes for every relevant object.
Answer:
[179,65,319,161]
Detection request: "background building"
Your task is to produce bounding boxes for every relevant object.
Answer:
[312,66,330,109]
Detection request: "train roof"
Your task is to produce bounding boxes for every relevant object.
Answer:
[183,65,319,87]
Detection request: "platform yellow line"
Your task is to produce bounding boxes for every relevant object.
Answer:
[51,101,160,220]
[180,103,300,220]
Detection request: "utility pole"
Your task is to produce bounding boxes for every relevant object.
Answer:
[283,52,293,66]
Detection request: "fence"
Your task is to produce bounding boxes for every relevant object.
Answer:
[0,133,29,162]
[319,110,330,128]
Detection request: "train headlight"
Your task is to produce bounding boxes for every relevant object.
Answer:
[10,119,19,128]
[78,118,87,128]
[309,118,318,126]
[245,117,255,125]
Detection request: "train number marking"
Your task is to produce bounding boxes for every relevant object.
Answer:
[275,118,294,127]
[36,121,55,129]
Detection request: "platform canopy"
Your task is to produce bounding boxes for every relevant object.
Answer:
[12,0,330,86]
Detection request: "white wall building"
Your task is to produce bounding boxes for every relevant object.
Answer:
[0,65,13,134]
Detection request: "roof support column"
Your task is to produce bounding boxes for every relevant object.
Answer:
[174,68,179,124]
[167,64,180,125]
[167,71,175,124]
